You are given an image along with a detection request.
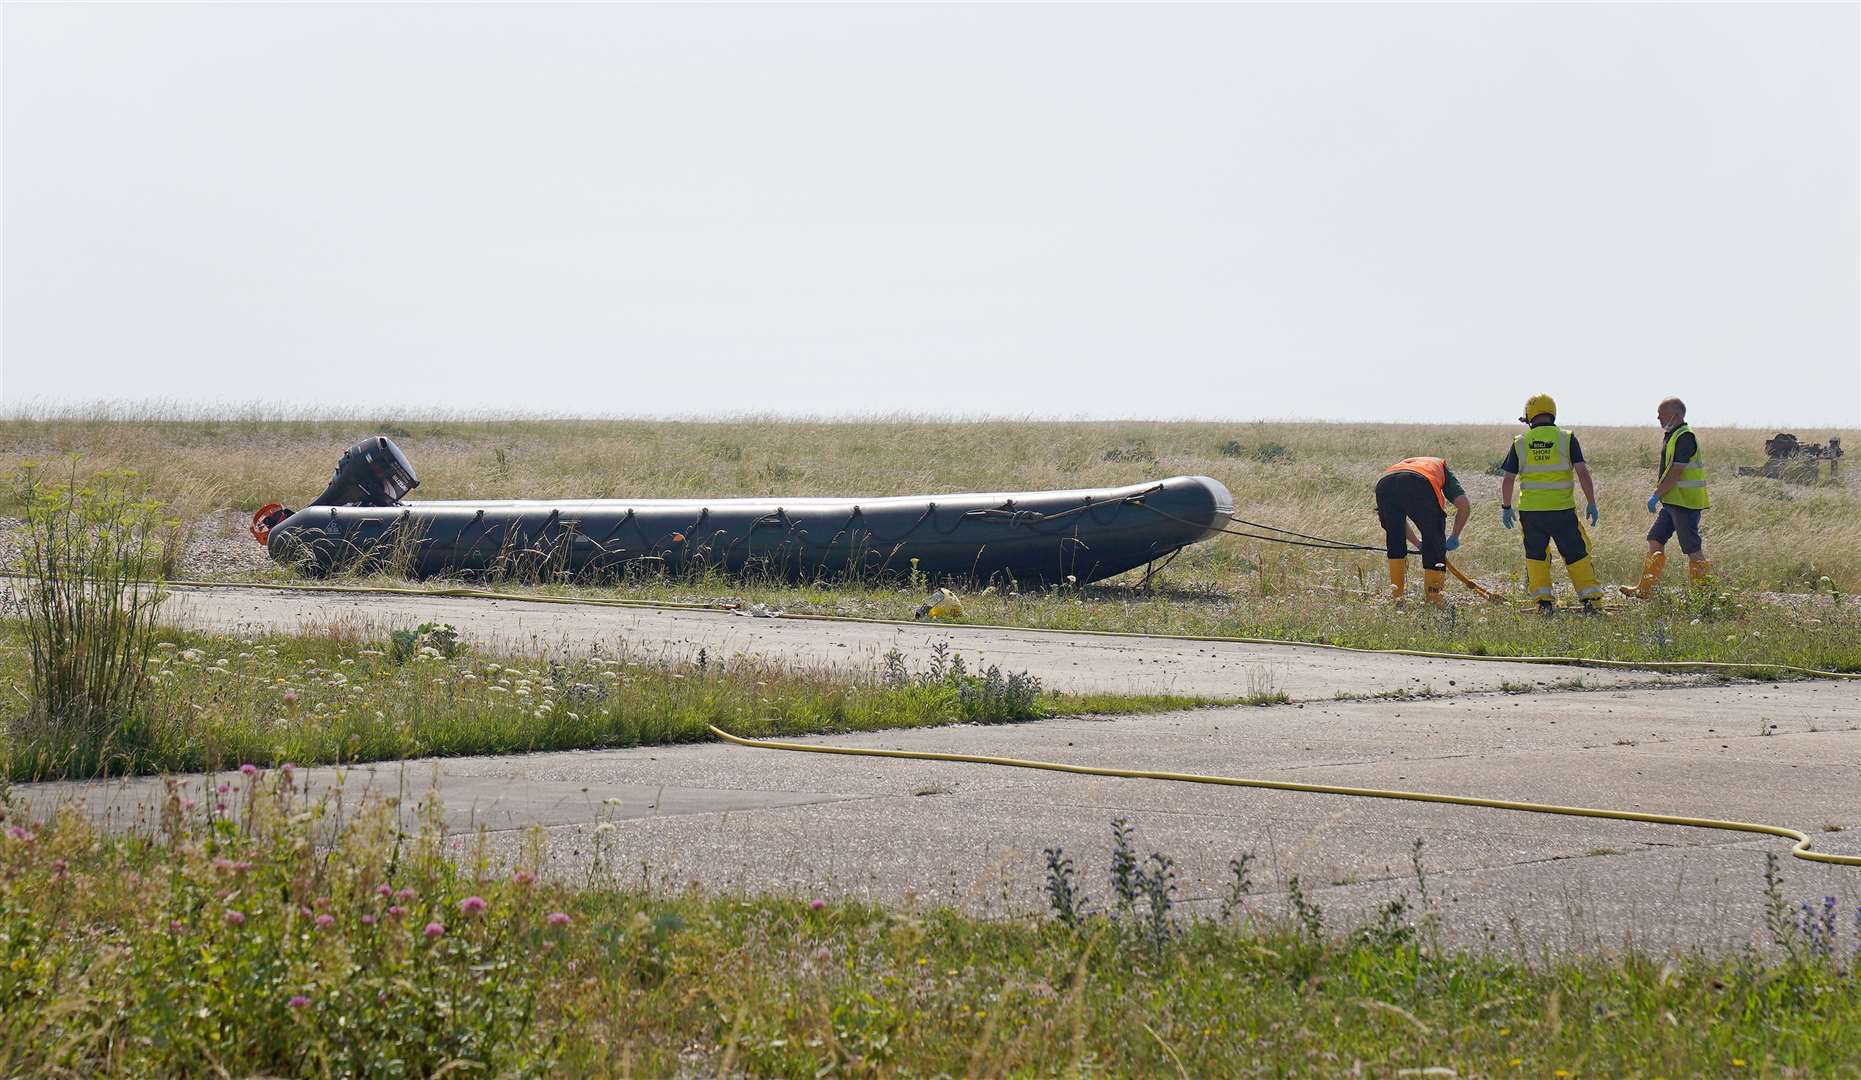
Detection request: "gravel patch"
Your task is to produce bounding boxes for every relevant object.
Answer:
[0,511,276,581]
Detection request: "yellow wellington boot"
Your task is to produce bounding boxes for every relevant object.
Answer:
[1687,558,1712,585]
[1619,552,1666,599]
[1387,558,1408,602]
[1525,559,1554,611]
[1422,568,1447,607]
[1567,557,1604,610]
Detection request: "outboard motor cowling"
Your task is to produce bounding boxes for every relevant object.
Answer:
[310,436,419,507]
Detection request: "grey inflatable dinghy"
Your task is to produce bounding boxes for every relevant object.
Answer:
[252,437,1233,585]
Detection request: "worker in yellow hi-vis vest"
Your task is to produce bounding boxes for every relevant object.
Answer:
[1498,394,1604,614]
[1621,396,1710,598]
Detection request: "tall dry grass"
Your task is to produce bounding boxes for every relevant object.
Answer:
[1,408,1855,592]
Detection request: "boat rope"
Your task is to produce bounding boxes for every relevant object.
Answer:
[707,726,1861,868]
[1133,503,1502,600]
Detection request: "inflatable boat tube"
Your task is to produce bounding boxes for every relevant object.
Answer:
[260,437,1234,586]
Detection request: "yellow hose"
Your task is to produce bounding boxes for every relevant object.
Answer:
[707,726,1861,868]
[129,577,1859,682]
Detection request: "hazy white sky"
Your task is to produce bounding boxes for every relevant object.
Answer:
[3,3,1856,425]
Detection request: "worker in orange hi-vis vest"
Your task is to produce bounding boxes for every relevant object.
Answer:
[1374,457,1471,607]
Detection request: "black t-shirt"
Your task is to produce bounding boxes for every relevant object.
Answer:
[1500,432,1585,475]
[1663,430,1698,470]
[1439,466,1465,502]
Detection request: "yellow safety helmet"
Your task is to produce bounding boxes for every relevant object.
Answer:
[1520,393,1557,424]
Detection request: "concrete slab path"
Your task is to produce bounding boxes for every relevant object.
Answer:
[19,666,1859,953]
[159,584,1702,700]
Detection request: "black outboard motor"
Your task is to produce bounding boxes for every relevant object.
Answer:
[249,436,418,544]
[310,436,419,507]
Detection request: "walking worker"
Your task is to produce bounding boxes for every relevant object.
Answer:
[1621,396,1709,597]
[1498,394,1604,613]
[1374,456,1471,606]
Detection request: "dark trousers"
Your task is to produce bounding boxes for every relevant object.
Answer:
[1374,471,1446,570]
[1648,504,1704,555]
[1521,507,1588,563]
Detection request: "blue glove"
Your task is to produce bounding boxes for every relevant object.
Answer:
[1647,493,1661,513]
[1585,502,1599,527]
[1500,506,1515,530]
[1445,535,1460,552]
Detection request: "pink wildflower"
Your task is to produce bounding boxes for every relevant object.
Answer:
[288,995,310,1009]
[513,869,536,888]
[224,910,246,927]
[459,896,487,916]
[546,912,572,927]
[375,883,392,897]
[169,920,184,933]
[4,826,32,843]
[816,947,832,963]
[361,914,376,926]
[387,905,406,919]
[282,691,299,706]
[809,899,826,911]
[396,887,417,903]
[217,783,231,795]
[315,914,335,929]
[181,798,198,811]
[423,922,445,939]
[239,763,258,777]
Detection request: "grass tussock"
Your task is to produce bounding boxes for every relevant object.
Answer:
[0,778,1856,1076]
[0,622,1226,781]
[9,466,172,774]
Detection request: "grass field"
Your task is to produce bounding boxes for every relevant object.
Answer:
[3,411,1857,593]
[4,413,1859,1074]
[11,411,1859,672]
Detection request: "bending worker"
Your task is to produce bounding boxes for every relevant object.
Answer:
[1621,396,1709,597]
[1374,456,1470,606]
[1499,394,1604,613]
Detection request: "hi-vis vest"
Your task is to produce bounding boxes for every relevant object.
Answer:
[1383,457,1449,511]
[1660,423,1709,510]
[1512,425,1576,512]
